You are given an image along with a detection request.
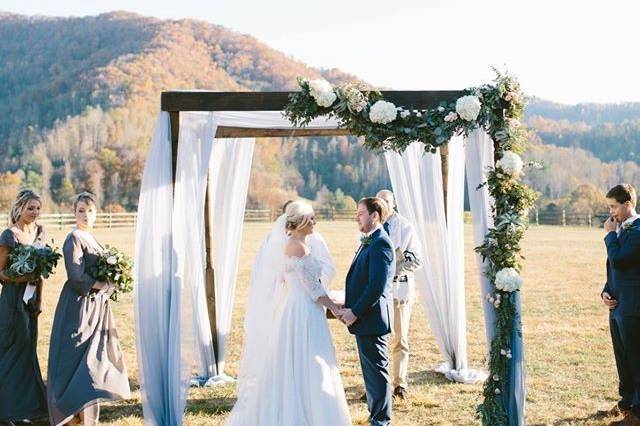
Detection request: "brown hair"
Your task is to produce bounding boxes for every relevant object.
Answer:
[10,189,42,224]
[606,184,637,207]
[73,191,97,211]
[359,197,390,222]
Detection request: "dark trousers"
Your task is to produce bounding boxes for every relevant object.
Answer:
[610,314,640,416]
[356,334,392,426]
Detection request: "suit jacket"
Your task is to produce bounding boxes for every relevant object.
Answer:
[345,228,395,336]
[603,217,640,317]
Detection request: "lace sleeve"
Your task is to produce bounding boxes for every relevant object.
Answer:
[293,257,327,302]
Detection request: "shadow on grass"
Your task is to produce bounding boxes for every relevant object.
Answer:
[185,396,236,416]
[408,369,455,386]
[531,411,621,426]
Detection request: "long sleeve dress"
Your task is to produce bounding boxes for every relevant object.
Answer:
[47,229,131,426]
[226,253,351,426]
[0,225,48,422]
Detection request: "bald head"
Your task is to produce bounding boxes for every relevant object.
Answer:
[376,189,395,211]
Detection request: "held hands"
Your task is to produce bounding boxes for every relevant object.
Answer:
[604,216,617,233]
[602,292,618,310]
[328,302,358,326]
[338,308,358,327]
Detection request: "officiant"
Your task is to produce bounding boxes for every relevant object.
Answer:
[376,189,423,400]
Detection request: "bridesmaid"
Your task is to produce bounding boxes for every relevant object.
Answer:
[47,192,130,426]
[0,189,48,425]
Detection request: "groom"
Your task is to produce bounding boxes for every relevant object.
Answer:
[601,184,640,426]
[341,197,394,426]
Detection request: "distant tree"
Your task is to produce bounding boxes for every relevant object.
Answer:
[0,171,23,211]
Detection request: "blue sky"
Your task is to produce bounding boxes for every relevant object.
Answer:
[3,0,639,104]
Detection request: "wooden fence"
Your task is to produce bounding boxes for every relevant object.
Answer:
[0,209,608,229]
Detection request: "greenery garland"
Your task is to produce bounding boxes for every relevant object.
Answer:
[284,69,537,425]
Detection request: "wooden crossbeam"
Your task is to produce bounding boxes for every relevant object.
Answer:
[215,126,350,138]
[162,90,465,112]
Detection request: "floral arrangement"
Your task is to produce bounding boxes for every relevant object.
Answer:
[90,245,134,302]
[7,243,62,280]
[284,69,537,424]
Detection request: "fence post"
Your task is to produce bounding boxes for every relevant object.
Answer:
[535,209,539,225]
[59,212,63,230]
[108,212,113,229]
[562,209,566,226]
[588,212,592,227]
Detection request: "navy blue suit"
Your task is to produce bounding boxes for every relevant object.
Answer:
[345,227,395,426]
[603,218,640,416]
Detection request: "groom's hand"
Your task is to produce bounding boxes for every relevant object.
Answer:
[602,292,618,310]
[340,309,358,326]
[604,216,617,233]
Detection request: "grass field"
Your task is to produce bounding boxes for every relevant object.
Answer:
[12,222,621,425]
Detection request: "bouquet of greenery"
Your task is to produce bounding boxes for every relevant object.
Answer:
[90,245,134,302]
[7,243,62,280]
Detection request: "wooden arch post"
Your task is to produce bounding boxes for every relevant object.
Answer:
[163,89,464,375]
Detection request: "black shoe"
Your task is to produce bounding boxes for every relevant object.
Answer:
[393,386,407,400]
[359,392,367,402]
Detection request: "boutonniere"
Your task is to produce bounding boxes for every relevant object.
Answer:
[622,221,635,231]
[360,235,373,246]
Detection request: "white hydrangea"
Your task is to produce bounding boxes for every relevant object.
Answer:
[455,95,482,121]
[369,100,398,124]
[496,151,524,177]
[494,267,523,292]
[308,79,337,108]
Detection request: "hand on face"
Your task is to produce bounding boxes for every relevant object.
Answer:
[604,216,617,233]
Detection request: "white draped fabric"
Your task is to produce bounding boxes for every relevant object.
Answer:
[134,112,174,425]
[385,136,487,384]
[464,129,497,347]
[206,135,255,383]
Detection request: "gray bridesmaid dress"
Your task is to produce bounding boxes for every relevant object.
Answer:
[47,229,131,426]
[0,225,48,422]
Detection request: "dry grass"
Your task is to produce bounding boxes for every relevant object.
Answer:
[19,223,619,425]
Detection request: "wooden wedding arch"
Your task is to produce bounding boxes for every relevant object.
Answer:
[161,89,465,373]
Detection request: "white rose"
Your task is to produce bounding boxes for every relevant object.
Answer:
[308,79,336,108]
[369,100,397,124]
[444,112,458,122]
[437,106,445,113]
[106,256,118,265]
[399,110,410,119]
[494,267,523,292]
[455,95,482,121]
[496,151,524,177]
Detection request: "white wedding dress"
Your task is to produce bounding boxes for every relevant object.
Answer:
[226,247,352,426]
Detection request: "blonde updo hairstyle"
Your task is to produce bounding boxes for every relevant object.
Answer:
[285,201,314,234]
[10,189,42,224]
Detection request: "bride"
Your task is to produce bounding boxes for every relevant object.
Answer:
[226,201,352,426]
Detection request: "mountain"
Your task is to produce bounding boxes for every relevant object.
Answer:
[0,10,639,214]
[0,11,370,211]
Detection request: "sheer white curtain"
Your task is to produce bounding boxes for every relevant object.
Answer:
[385,138,486,384]
[205,135,255,385]
[170,111,219,420]
[135,111,220,424]
[134,112,174,425]
[464,129,496,347]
